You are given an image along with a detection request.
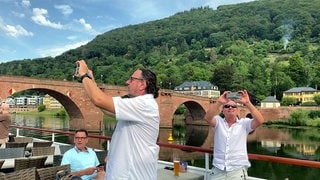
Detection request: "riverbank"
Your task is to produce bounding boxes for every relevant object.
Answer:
[14,108,66,116]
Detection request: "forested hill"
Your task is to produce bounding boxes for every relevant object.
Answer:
[1,0,320,102]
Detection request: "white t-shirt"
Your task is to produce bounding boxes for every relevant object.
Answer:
[106,94,160,180]
[212,116,253,171]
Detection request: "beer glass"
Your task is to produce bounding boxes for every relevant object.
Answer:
[173,157,180,176]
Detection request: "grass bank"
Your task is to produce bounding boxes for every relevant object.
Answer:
[15,108,67,116]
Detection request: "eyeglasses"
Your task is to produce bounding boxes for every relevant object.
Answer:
[74,137,87,140]
[129,76,145,82]
[223,104,237,108]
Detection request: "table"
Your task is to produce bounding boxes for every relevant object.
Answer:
[157,168,204,180]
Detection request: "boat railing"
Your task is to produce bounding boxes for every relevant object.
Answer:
[9,125,320,171]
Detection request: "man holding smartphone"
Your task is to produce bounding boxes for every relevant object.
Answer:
[205,90,264,180]
[75,60,160,180]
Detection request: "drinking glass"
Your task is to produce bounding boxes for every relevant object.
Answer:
[173,157,180,176]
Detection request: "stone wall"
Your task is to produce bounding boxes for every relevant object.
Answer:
[259,106,320,121]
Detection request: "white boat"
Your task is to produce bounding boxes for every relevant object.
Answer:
[5,125,320,180]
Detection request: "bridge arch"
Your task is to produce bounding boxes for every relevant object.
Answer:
[0,76,103,130]
[30,88,83,119]
[2,76,271,149]
[155,93,211,147]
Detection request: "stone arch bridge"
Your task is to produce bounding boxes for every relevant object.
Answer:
[0,75,255,131]
[1,75,264,148]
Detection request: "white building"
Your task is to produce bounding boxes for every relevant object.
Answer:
[174,81,220,98]
[260,96,280,108]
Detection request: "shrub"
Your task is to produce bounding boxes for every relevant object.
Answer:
[38,105,46,112]
[288,110,307,126]
[308,110,320,119]
[301,101,317,106]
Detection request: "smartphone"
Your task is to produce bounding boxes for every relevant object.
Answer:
[74,62,79,75]
[96,163,106,168]
[227,92,241,100]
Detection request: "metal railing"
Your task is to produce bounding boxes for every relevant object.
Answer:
[10,124,320,171]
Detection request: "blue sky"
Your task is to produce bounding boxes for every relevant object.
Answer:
[0,0,254,62]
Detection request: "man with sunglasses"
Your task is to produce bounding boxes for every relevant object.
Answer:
[75,60,160,180]
[205,90,264,180]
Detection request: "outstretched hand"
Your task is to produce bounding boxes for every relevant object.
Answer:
[238,90,250,104]
[217,91,231,104]
[75,60,90,77]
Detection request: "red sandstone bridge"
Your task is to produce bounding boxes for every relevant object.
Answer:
[0,75,269,131]
[0,75,298,150]
[0,76,220,129]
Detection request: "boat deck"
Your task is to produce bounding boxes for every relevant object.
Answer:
[1,137,266,180]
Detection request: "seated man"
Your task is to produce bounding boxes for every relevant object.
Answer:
[61,129,105,180]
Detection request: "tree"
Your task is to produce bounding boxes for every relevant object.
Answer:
[281,97,298,106]
[314,94,320,105]
[287,52,308,86]
[211,64,235,92]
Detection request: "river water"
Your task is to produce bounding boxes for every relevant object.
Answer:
[9,114,320,180]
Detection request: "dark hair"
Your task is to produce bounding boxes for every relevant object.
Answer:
[75,129,88,136]
[140,68,159,98]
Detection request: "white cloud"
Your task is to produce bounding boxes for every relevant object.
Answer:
[4,24,33,37]
[204,0,255,9]
[37,41,89,58]
[70,18,99,35]
[67,36,77,40]
[0,18,33,37]
[31,8,63,29]
[21,0,31,8]
[78,18,92,31]
[12,11,25,18]
[55,5,73,16]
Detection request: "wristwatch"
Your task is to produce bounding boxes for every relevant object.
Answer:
[79,73,92,83]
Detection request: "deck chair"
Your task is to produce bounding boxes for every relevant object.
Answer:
[0,147,25,158]
[29,156,47,169]
[0,167,36,180]
[53,154,63,166]
[14,136,33,143]
[33,141,53,147]
[59,145,73,154]
[5,142,28,149]
[31,146,55,156]
[36,164,70,180]
[95,150,108,164]
[14,158,30,171]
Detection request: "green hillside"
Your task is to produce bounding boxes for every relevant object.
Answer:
[1,0,320,102]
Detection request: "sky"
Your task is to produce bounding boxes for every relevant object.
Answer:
[0,0,255,63]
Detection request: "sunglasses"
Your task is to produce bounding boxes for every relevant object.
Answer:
[223,104,237,108]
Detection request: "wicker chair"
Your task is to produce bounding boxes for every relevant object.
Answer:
[29,156,48,169]
[14,156,47,171]
[14,136,33,143]
[0,147,25,158]
[95,150,108,164]
[5,142,28,149]
[0,167,36,180]
[36,164,70,180]
[31,146,55,156]
[59,145,73,154]
[33,141,53,147]
[53,154,63,166]
[14,158,30,171]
